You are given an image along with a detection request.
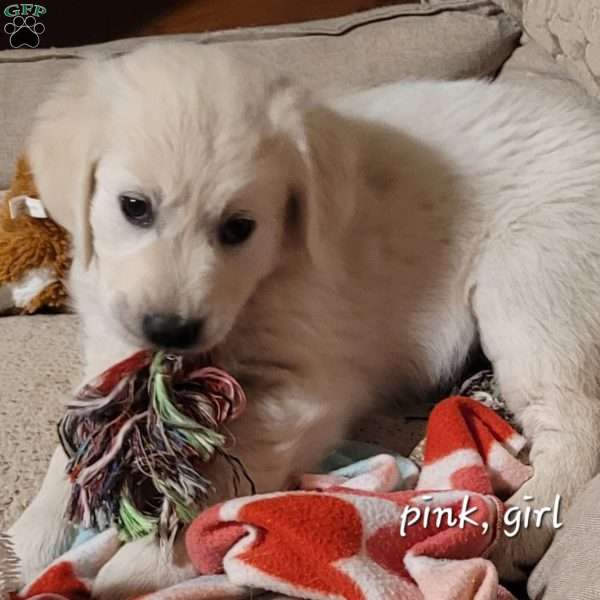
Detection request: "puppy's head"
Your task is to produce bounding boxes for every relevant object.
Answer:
[29,43,346,352]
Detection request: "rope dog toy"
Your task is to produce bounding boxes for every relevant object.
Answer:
[58,350,252,545]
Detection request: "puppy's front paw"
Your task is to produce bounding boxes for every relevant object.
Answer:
[8,507,77,587]
[490,477,563,581]
[92,534,197,600]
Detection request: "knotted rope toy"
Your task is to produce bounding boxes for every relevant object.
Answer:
[58,350,252,546]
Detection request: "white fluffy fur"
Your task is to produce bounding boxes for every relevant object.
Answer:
[9,42,600,597]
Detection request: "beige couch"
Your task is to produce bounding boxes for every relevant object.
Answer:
[1,1,599,598]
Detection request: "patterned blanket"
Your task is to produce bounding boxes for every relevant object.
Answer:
[11,396,532,600]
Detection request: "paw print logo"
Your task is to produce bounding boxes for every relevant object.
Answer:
[4,15,45,48]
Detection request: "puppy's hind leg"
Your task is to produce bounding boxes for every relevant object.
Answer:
[471,224,600,581]
[7,446,77,587]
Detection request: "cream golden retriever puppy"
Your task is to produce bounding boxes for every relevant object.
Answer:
[9,42,600,597]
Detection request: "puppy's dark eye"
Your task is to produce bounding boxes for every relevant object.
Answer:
[119,194,154,227]
[219,215,256,246]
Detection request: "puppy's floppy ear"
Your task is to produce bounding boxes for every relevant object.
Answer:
[268,78,357,267]
[27,60,104,267]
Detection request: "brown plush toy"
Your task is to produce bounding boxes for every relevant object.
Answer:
[0,156,71,314]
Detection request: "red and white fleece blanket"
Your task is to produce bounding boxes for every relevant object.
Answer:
[13,396,532,600]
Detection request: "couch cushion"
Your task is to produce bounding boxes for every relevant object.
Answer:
[0,0,520,188]
[496,33,593,103]
[528,473,600,600]
[0,314,82,530]
[495,0,600,100]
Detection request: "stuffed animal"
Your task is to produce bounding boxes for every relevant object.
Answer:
[0,156,71,315]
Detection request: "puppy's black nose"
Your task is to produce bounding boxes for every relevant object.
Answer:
[142,313,203,349]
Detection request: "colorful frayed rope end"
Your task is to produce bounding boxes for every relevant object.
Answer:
[0,532,20,600]
[58,350,252,545]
